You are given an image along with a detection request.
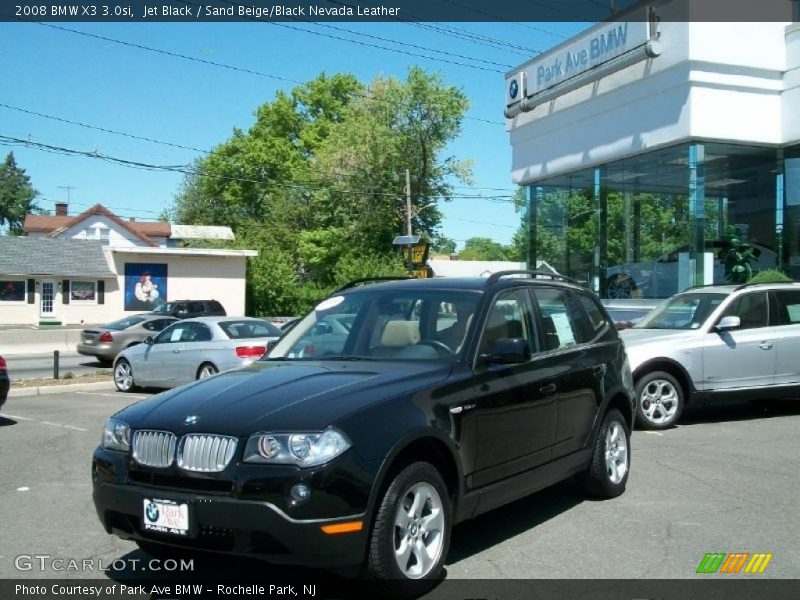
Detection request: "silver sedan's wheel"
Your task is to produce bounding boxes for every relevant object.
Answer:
[197,363,218,380]
[392,482,446,579]
[635,371,684,430]
[604,419,629,484]
[114,359,135,392]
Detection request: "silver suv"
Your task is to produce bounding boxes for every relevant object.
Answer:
[620,282,800,429]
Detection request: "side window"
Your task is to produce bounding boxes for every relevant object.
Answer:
[479,289,536,356]
[154,323,178,344]
[182,323,212,342]
[533,287,580,350]
[189,302,205,315]
[773,290,800,325]
[722,292,768,330]
[574,292,609,342]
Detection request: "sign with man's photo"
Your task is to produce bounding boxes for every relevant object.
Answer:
[124,263,168,311]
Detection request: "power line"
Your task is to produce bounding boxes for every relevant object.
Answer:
[0,102,209,154]
[24,19,504,126]
[0,134,518,201]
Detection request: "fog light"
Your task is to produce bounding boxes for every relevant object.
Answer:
[290,483,311,503]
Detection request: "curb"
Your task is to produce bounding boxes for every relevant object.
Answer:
[9,380,116,398]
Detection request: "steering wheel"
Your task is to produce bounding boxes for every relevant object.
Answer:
[417,339,456,358]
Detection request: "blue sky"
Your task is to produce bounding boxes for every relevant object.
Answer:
[0,20,588,249]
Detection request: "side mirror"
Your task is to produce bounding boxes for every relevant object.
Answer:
[483,338,530,364]
[144,336,154,345]
[715,315,741,331]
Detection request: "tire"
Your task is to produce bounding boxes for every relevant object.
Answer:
[196,363,218,380]
[365,462,450,595]
[579,408,631,498]
[606,274,636,300]
[635,370,684,430]
[113,358,138,392]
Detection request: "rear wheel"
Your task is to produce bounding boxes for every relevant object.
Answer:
[606,274,636,299]
[365,462,450,595]
[197,362,218,380]
[635,371,684,430]
[113,359,137,392]
[579,408,630,498]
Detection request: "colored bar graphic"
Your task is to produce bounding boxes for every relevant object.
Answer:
[697,552,773,574]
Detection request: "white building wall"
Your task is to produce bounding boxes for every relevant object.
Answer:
[784,23,800,143]
[509,21,795,185]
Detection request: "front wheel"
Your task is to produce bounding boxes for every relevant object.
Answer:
[113,359,137,392]
[635,371,684,430]
[365,462,450,594]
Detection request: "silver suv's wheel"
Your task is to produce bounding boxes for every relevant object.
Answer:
[114,359,136,392]
[635,371,684,430]
[366,462,450,594]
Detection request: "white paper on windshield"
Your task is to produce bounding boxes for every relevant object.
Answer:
[550,312,576,346]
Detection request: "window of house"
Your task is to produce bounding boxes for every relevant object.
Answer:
[70,280,97,303]
[0,280,27,302]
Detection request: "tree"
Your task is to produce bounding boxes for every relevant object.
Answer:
[0,152,40,235]
[459,237,510,261]
[171,69,470,315]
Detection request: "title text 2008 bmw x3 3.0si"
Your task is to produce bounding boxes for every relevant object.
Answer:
[92,272,634,593]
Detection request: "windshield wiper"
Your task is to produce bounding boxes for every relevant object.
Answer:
[317,355,378,361]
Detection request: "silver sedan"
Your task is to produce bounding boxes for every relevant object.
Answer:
[77,315,178,363]
[113,317,282,392]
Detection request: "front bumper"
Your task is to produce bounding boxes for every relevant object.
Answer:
[92,447,374,568]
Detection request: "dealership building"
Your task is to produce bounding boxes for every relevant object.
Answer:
[506,0,800,298]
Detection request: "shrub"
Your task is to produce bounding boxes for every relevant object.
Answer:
[750,268,793,284]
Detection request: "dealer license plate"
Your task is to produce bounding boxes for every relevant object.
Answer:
[142,498,189,536]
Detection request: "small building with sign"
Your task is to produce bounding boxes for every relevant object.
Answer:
[0,203,256,325]
[506,0,800,299]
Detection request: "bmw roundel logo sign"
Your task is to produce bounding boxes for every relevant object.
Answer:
[146,501,160,523]
[509,79,519,100]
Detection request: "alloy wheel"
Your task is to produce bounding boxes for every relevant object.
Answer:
[640,379,679,425]
[114,361,133,391]
[392,482,445,579]
[604,419,629,484]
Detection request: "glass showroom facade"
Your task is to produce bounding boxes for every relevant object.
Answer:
[526,141,800,299]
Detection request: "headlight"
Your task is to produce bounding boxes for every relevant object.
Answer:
[244,427,351,467]
[102,418,131,452]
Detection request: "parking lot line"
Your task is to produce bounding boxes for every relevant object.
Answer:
[0,413,89,432]
[76,391,149,399]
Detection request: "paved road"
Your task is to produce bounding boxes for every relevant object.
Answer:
[0,392,798,592]
[5,353,111,380]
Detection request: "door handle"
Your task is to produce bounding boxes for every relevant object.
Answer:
[172,349,181,354]
[758,341,773,350]
[449,403,476,415]
[539,383,557,396]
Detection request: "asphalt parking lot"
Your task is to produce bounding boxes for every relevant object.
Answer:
[0,390,798,587]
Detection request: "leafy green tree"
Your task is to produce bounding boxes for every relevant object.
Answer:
[0,152,40,235]
[459,237,510,261]
[171,69,470,315]
[430,235,457,255]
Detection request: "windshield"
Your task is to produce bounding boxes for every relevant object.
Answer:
[267,289,481,362]
[635,292,728,330]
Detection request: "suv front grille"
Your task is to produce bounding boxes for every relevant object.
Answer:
[178,434,237,472]
[132,430,176,468]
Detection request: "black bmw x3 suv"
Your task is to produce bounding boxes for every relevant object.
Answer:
[92,272,634,592]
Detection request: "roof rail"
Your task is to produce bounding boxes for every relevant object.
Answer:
[334,276,412,293]
[733,280,800,292]
[484,270,581,287]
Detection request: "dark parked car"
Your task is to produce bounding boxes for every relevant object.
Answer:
[0,355,9,410]
[92,272,634,592]
[149,300,226,320]
[77,315,178,364]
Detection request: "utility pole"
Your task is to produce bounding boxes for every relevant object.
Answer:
[405,168,412,236]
